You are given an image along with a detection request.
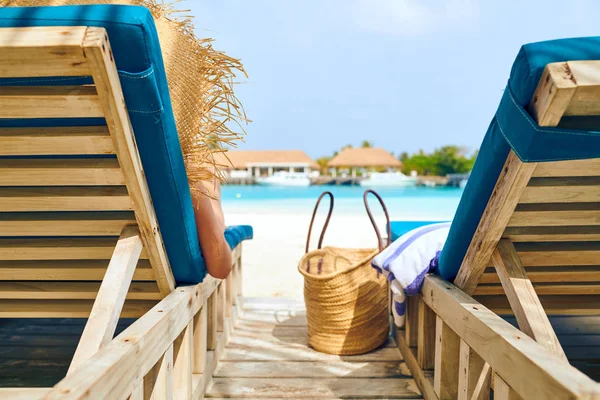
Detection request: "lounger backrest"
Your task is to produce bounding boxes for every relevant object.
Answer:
[0,26,175,318]
[454,60,600,315]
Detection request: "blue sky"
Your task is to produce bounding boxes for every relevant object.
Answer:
[183,0,600,159]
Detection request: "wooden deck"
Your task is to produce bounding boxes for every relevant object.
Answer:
[206,298,422,399]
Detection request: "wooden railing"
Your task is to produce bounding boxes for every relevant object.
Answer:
[40,245,243,400]
[395,275,600,400]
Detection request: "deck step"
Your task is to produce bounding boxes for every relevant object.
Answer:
[206,300,423,399]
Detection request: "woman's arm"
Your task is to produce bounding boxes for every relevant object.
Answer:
[191,179,232,279]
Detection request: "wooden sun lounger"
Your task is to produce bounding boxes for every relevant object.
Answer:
[396,62,600,399]
[0,26,244,399]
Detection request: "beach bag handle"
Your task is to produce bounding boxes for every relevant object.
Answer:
[305,189,391,253]
[363,189,392,251]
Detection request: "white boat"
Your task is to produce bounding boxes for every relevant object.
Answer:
[255,171,311,187]
[359,171,417,187]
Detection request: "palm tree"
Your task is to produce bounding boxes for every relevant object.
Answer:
[361,140,373,148]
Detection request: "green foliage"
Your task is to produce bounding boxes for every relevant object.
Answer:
[316,156,331,173]
[400,146,477,176]
[361,140,373,148]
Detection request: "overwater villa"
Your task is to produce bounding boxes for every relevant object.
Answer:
[215,150,317,184]
[328,147,407,181]
[2,2,600,400]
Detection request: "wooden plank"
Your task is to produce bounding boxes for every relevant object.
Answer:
[421,275,598,400]
[454,151,537,295]
[151,345,174,400]
[0,86,103,118]
[457,340,487,400]
[193,305,207,375]
[69,226,143,374]
[207,291,218,351]
[434,317,460,399]
[405,295,419,347]
[0,299,155,318]
[0,158,124,187]
[129,382,143,400]
[480,266,600,284]
[504,225,600,242]
[44,279,220,399]
[83,27,175,296]
[494,374,522,400]
[470,363,491,400]
[491,240,566,360]
[214,360,410,378]
[565,61,600,116]
[207,378,422,399]
[533,158,600,177]
[0,388,49,400]
[0,186,132,212]
[217,281,226,333]
[509,209,600,226]
[0,238,148,260]
[0,126,113,156]
[474,283,600,296]
[519,185,600,203]
[221,344,403,362]
[396,329,439,400]
[477,294,600,315]
[0,281,160,300]
[0,26,90,78]
[418,298,436,370]
[528,62,577,126]
[0,211,135,237]
[0,259,154,281]
[173,323,193,400]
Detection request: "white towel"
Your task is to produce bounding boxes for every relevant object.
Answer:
[371,222,451,327]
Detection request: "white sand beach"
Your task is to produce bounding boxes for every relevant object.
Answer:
[225,211,391,298]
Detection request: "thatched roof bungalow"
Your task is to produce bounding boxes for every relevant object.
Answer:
[328,148,401,177]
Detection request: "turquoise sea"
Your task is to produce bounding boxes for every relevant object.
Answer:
[222,185,464,221]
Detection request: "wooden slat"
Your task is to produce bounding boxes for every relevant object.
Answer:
[221,344,403,363]
[422,275,598,400]
[68,227,142,374]
[207,291,218,351]
[0,86,103,118]
[193,305,207,374]
[0,127,113,156]
[565,61,600,116]
[492,240,567,360]
[457,340,487,400]
[533,158,600,177]
[83,27,175,295]
[0,186,132,212]
[417,298,436,370]
[504,225,600,242]
[520,185,600,203]
[44,279,220,399]
[0,26,90,78]
[477,294,600,315]
[494,374,523,400]
[434,317,460,399]
[0,281,160,300]
[0,211,136,236]
[0,259,154,281]
[528,62,577,126]
[395,328,439,400]
[173,323,193,400]
[454,151,537,295]
[0,299,155,318]
[152,346,174,400]
[207,378,422,399]
[480,266,600,284]
[470,363,491,400]
[509,209,600,227]
[405,295,419,347]
[475,283,600,296]
[0,159,124,186]
[0,388,49,400]
[0,238,148,260]
[213,360,410,378]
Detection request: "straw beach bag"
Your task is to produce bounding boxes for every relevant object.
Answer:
[298,190,391,355]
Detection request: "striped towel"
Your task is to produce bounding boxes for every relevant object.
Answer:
[371,222,451,327]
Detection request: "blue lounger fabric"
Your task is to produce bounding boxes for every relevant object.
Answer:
[438,37,600,281]
[390,221,446,242]
[0,5,252,284]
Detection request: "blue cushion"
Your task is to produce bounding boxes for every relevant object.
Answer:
[0,5,251,285]
[224,225,254,249]
[438,37,600,281]
[390,221,446,242]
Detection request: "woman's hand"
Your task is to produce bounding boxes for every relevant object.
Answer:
[192,178,232,279]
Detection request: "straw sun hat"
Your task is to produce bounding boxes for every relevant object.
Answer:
[0,0,247,194]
